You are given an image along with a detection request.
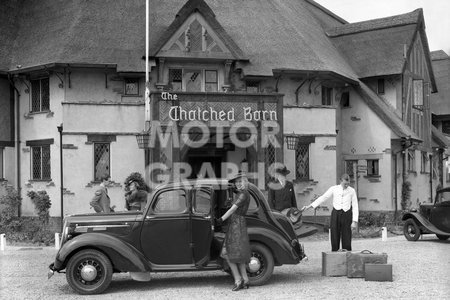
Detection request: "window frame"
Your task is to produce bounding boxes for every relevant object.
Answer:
[93,142,111,182]
[168,67,219,92]
[124,78,140,96]
[295,143,310,181]
[152,189,188,215]
[366,159,379,176]
[30,77,50,113]
[407,150,416,172]
[321,86,333,106]
[377,78,385,94]
[30,144,51,181]
[420,151,429,173]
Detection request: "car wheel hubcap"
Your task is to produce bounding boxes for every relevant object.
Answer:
[80,265,97,281]
[248,256,261,273]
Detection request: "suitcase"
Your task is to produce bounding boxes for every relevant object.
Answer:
[364,263,393,282]
[322,250,347,276]
[346,250,388,278]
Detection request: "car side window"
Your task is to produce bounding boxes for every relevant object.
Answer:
[194,188,211,215]
[248,193,258,211]
[153,189,187,214]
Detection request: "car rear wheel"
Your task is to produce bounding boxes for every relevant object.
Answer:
[403,219,421,241]
[436,234,449,240]
[247,243,274,286]
[66,249,113,295]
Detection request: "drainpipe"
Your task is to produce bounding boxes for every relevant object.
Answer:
[429,153,433,202]
[9,75,21,216]
[393,153,398,216]
[57,124,63,231]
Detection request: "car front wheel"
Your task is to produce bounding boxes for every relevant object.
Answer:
[66,249,113,295]
[436,234,449,240]
[247,243,274,286]
[403,219,421,241]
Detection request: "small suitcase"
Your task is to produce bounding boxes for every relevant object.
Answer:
[322,250,347,276]
[364,263,393,282]
[346,250,388,278]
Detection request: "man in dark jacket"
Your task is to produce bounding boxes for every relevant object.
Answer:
[268,166,297,211]
[90,175,111,213]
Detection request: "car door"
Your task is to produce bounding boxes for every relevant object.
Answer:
[431,190,450,232]
[140,188,192,265]
[191,186,214,266]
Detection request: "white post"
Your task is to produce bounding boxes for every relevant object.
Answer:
[144,0,150,130]
[55,233,60,249]
[328,228,331,243]
[381,227,387,241]
[0,233,5,251]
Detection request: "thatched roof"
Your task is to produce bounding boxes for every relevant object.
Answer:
[328,9,436,91]
[430,50,450,115]
[0,0,358,81]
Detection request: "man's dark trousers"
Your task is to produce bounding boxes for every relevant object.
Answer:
[330,208,352,251]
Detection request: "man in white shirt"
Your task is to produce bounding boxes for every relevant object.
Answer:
[302,173,358,251]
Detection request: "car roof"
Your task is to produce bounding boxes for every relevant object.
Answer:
[155,178,256,190]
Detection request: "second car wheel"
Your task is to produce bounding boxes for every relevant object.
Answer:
[247,243,274,286]
[403,219,421,241]
[66,249,113,295]
[436,234,449,240]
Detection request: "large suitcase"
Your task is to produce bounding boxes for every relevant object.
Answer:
[322,251,347,276]
[346,250,388,278]
[364,263,393,282]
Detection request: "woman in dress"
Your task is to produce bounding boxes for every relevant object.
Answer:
[125,180,148,211]
[216,171,251,291]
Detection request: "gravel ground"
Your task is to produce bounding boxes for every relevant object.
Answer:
[0,233,449,300]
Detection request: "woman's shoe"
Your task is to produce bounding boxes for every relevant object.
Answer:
[243,280,250,289]
[232,281,244,291]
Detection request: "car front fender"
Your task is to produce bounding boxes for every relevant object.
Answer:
[402,212,450,236]
[53,233,151,273]
[248,227,300,265]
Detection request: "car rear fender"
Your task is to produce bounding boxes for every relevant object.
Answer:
[248,227,300,265]
[54,233,151,272]
[402,212,450,236]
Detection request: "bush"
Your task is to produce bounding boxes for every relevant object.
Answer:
[27,190,51,226]
[358,212,388,227]
[0,185,22,232]
[401,181,412,210]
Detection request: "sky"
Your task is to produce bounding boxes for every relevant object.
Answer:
[315,0,450,54]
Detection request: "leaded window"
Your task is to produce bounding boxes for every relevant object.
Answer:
[124,78,139,95]
[169,69,182,91]
[94,143,110,181]
[265,143,275,187]
[345,160,358,178]
[408,150,415,172]
[31,145,51,180]
[31,77,50,112]
[295,144,310,180]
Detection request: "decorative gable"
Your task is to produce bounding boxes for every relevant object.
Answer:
[157,12,234,60]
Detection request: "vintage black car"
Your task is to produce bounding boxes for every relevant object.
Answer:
[402,187,450,241]
[48,179,306,294]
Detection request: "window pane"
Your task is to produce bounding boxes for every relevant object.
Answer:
[345,160,358,177]
[154,190,187,213]
[205,70,217,83]
[341,92,350,107]
[295,144,310,180]
[205,83,218,92]
[42,145,51,179]
[169,69,182,91]
[41,78,50,111]
[322,86,332,105]
[94,143,110,181]
[124,78,139,95]
[194,189,211,214]
[185,70,202,92]
[377,79,385,94]
[31,80,41,112]
[32,146,42,179]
